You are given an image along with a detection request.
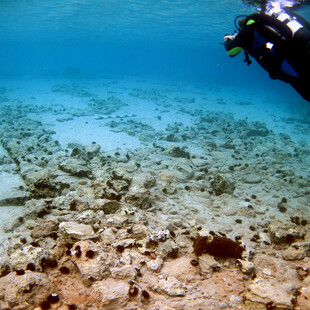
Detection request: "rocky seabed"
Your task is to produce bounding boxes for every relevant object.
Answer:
[0,84,309,309]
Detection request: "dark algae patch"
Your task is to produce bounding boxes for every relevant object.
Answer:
[193,234,244,258]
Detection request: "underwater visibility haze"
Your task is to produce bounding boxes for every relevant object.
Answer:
[0,0,310,309]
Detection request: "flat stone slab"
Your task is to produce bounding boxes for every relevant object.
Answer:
[59,222,96,240]
[0,173,27,206]
[242,174,262,184]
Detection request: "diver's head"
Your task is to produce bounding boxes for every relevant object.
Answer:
[238,17,248,30]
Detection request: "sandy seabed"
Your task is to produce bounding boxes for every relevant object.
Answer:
[0,77,309,310]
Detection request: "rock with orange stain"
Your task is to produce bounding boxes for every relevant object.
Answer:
[0,271,51,308]
[70,240,118,286]
[91,278,129,308]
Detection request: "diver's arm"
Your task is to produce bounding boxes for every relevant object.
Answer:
[224,25,255,56]
[224,34,243,56]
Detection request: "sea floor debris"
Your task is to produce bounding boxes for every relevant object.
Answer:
[0,79,309,309]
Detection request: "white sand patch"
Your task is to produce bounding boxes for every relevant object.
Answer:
[5,77,310,148]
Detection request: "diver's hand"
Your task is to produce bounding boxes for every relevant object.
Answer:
[224,34,237,41]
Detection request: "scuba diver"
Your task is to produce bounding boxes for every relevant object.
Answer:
[223,0,310,101]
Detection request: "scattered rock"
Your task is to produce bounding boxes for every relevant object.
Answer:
[211,174,235,195]
[59,158,91,177]
[198,254,221,275]
[93,199,122,214]
[85,143,101,158]
[30,220,58,239]
[237,259,255,274]
[164,145,190,159]
[268,220,305,244]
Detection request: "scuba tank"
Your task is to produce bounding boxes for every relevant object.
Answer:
[266,5,310,50]
[267,6,303,36]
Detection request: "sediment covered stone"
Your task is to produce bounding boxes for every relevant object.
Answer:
[110,265,137,279]
[242,174,262,184]
[245,123,269,137]
[91,180,122,200]
[24,199,49,219]
[161,183,176,195]
[0,173,27,206]
[59,158,91,177]
[147,257,164,272]
[69,240,118,285]
[282,241,310,260]
[159,170,174,183]
[157,239,179,259]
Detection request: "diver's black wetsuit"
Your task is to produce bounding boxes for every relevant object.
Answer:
[224,11,310,101]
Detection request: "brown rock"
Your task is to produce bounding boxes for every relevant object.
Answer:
[30,220,58,239]
[93,199,121,214]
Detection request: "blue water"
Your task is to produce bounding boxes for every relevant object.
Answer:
[0,0,310,107]
[0,0,305,86]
